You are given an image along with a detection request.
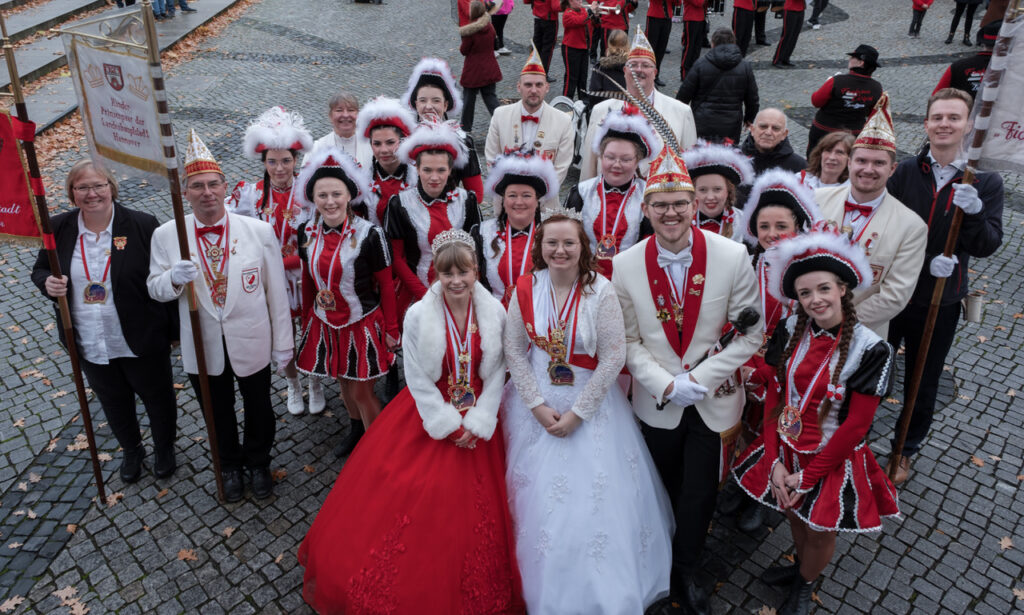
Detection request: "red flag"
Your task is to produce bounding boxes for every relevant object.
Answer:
[0,109,41,243]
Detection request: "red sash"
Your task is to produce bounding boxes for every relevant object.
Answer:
[514,274,599,371]
[643,230,708,360]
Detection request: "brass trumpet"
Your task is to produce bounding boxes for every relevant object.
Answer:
[595,4,622,15]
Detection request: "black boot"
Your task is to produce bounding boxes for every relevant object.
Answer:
[738,501,766,533]
[333,418,366,457]
[248,466,273,499]
[945,32,954,44]
[221,469,244,503]
[963,33,973,46]
[120,446,146,484]
[674,573,709,615]
[154,444,177,479]
[780,574,814,615]
[760,557,800,586]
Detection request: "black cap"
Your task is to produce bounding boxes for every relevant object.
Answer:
[847,44,880,69]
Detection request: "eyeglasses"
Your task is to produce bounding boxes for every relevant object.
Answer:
[601,154,637,165]
[648,201,693,214]
[72,183,110,194]
[187,180,226,192]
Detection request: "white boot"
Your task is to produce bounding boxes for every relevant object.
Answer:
[308,377,326,414]
[286,376,305,415]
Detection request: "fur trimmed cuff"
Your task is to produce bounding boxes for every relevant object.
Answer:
[461,405,498,441]
[419,403,464,440]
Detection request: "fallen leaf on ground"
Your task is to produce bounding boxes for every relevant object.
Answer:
[989,455,1002,462]
[978,335,988,343]
[811,592,824,606]
[29,472,41,483]
[0,596,26,612]
[1008,389,1017,398]
[302,465,315,474]
[958,394,973,401]
[12,510,25,517]
[43,322,55,332]
[1017,475,1024,482]
[157,488,169,499]
[885,397,900,404]
[7,542,23,549]
[53,585,78,603]
[1013,313,1023,319]
[97,453,113,462]
[105,492,124,507]
[271,468,287,482]
[50,390,69,399]
[274,553,284,564]
[177,548,198,561]
[222,526,235,537]
[143,525,150,532]
[66,524,77,534]
[1001,536,1014,551]
[12,418,25,428]
[192,436,205,442]
[1014,587,1024,600]
[757,606,778,615]
[971,455,985,467]
[995,325,1007,331]
[173,383,185,389]
[46,438,59,452]
[16,482,27,491]
[68,601,89,615]
[781,553,795,563]
[323,410,334,418]
[26,509,37,520]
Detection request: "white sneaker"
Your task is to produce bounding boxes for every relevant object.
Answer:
[308,377,326,414]
[494,50,500,57]
[811,23,821,30]
[498,47,511,55]
[286,378,304,415]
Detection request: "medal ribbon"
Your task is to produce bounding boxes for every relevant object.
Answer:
[758,259,785,335]
[268,181,296,250]
[783,325,842,435]
[194,217,230,297]
[310,218,350,293]
[643,231,707,359]
[845,199,880,243]
[546,277,583,358]
[443,297,474,385]
[79,234,112,287]
[502,222,535,288]
[597,181,634,244]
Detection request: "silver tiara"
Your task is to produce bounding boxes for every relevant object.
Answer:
[430,228,475,256]
[540,206,584,222]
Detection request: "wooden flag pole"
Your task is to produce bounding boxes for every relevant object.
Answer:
[888,3,1021,480]
[1,10,106,502]
[139,0,225,502]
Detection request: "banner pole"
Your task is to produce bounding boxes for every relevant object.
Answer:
[1,10,107,502]
[138,0,225,502]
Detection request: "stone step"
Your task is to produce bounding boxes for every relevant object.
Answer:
[1,0,244,134]
[2,0,107,44]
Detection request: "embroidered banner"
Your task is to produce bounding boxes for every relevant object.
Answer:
[968,15,1024,174]
[0,109,41,244]
[61,10,173,189]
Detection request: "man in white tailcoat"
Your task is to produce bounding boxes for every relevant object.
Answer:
[814,94,927,339]
[580,27,697,182]
[148,130,293,503]
[485,45,574,204]
[612,144,760,615]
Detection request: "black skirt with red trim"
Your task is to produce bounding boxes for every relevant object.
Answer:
[297,309,393,381]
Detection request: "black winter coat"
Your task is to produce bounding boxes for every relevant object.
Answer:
[739,134,806,174]
[887,144,1003,307]
[676,43,759,144]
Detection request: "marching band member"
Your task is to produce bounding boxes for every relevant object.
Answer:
[228,106,319,415]
[682,140,755,243]
[565,105,660,278]
[733,228,900,615]
[474,152,558,307]
[293,148,400,458]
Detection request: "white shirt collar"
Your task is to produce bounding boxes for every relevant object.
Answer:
[77,207,115,238]
[846,188,886,210]
[927,151,965,172]
[196,212,228,228]
[654,236,692,259]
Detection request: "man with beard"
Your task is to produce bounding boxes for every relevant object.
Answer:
[813,95,927,338]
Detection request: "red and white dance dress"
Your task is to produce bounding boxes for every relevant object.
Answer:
[228,179,303,317]
[473,216,536,308]
[743,252,793,433]
[298,282,525,614]
[732,317,901,532]
[356,160,409,227]
[295,215,399,380]
[385,184,482,322]
[564,175,652,278]
[694,207,745,244]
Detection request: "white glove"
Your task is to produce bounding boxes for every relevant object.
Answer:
[669,373,709,408]
[272,349,294,370]
[929,254,958,278]
[170,260,199,286]
[951,183,983,215]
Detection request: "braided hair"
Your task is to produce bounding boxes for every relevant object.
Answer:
[770,286,857,428]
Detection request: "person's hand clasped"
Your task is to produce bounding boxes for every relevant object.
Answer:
[531,403,561,429]
[44,275,68,298]
[770,462,801,509]
[929,254,958,278]
[452,429,478,449]
[546,411,582,438]
[951,182,983,215]
[385,332,401,352]
[170,260,199,286]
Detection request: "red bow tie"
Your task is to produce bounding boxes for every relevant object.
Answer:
[197,224,224,237]
[521,115,539,124]
[844,201,874,217]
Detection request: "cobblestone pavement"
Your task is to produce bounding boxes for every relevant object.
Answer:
[0,0,1022,612]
